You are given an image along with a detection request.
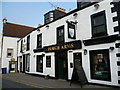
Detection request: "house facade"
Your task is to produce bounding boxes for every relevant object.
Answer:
[17,0,120,86]
[1,19,34,73]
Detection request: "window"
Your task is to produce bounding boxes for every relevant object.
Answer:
[26,54,30,72]
[37,55,43,72]
[27,35,30,51]
[49,12,53,17]
[44,12,54,24]
[57,25,64,44]
[90,49,111,81]
[68,23,76,39]
[20,40,23,52]
[46,56,51,67]
[37,34,42,48]
[91,11,107,37]
[7,48,13,58]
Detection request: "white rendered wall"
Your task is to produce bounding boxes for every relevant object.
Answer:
[1,36,20,73]
[17,0,119,86]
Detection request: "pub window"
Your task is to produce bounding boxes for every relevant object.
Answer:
[89,49,111,81]
[37,34,42,48]
[20,40,23,52]
[91,11,107,38]
[68,22,76,39]
[26,54,30,72]
[46,56,51,67]
[37,55,43,72]
[26,35,30,51]
[7,48,13,58]
[57,25,64,44]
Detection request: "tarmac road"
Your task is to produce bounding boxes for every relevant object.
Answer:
[2,78,35,88]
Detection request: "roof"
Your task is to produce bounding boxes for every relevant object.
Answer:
[3,22,35,38]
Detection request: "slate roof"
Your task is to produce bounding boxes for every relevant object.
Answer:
[3,22,35,38]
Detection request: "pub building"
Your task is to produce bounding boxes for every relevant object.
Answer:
[17,0,120,87]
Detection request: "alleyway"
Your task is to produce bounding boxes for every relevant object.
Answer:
[2,73,119,89]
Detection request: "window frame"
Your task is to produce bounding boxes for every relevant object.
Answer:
[26,54,30,72]
[89,49,111,81]
[57,25,64,44]
[36,55,43,73]
[91,10,108,38]
[20,40,23,52]
[37,34,42,48]
[7,48,14,58]
[44,11,54,24]
[46,56,51,68]
[26,35,30,51]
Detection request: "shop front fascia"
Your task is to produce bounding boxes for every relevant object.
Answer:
[33,40,82,79]
[33,40,82,53]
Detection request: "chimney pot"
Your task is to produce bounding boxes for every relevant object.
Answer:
[3,17,7,24]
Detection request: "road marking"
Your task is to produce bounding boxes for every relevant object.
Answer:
[2,76,53,89]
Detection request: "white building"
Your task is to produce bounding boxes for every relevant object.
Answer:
[17,0,120,87]
[1,19,34,73]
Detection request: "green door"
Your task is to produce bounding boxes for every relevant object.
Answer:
[55,51,67,79]
[58,57,64,79]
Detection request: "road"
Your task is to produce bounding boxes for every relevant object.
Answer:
[2,78,35,88]
[2,78,58,90]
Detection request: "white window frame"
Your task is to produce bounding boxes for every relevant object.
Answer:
[7,48,14,58]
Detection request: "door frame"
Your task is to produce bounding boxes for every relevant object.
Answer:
[36,55,43,73]
[55,51,68,80]
[73,52,82,69]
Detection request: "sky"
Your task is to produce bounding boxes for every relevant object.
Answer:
[1,1,77,30]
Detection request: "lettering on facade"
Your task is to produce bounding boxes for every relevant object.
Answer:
[33,40,82,53]
[47,43,74,51]
[48,46,60,51]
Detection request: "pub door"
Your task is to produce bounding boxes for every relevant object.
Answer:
[55,51,68,79]
[72,52,88,85]
[74,53,82,70]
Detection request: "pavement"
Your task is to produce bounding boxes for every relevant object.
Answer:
[2,73,119,88]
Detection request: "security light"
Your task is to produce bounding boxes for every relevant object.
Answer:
[94,3,100,9]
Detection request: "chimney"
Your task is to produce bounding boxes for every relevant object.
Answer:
[3,17,7,24]
[38,24,42,27]
[55,6,66,14]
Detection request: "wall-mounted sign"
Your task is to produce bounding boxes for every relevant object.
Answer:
[33,40,82,53]
[47,43,74,51]
[45,40,81,52]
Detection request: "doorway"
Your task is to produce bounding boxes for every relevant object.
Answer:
[19,56,22,72]
[74,53,82,70]
[9,61,17,73]
[36,55,43,73]
[55,51,68,79]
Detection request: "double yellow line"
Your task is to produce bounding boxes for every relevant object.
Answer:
[2,76,53,89]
